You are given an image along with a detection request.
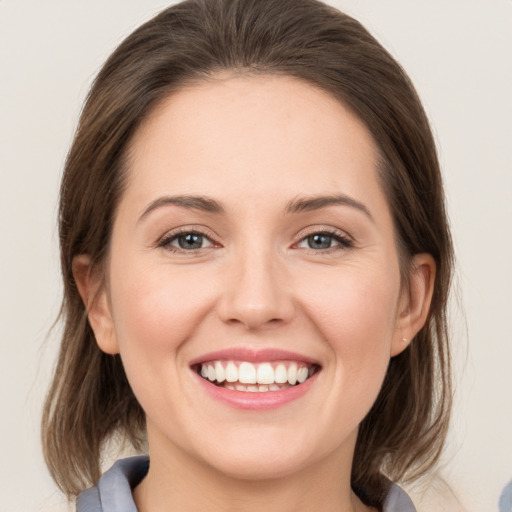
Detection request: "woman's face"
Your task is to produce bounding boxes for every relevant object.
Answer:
[85,75,430,481]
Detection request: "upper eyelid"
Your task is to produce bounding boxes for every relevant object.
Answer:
[299,237,349,249]
[292,227,355,253]
[157,225,219,244]
[157,231,218,255]
[295,233,352,249]
[294,225,353,241]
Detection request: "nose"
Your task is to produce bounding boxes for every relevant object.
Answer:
[216,244,295,331]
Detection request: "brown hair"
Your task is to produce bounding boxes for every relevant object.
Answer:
[42,0,453,507]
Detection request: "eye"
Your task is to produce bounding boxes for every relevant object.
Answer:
[296,231,353,251]
[159,231,215,252]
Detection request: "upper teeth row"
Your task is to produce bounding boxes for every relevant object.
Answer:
[200,361,311,385]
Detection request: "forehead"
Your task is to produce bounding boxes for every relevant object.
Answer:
[122,74,386,215]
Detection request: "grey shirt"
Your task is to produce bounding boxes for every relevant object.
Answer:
[77,456,416,512]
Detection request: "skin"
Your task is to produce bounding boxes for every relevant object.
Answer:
[74,74,435,512]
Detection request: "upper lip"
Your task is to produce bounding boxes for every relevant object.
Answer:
[189,347,320,366]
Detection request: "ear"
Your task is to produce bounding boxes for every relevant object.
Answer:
[72,254,119,355]
[391,253,436,357]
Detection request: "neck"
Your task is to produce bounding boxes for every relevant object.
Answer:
[133,429,370,512]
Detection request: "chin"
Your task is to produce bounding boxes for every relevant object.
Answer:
[193,426,333,482]
[206,450,313,482]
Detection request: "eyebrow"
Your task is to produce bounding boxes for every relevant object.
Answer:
[139,195,224,221]
[285,194,374,221]
[139,193,373,222]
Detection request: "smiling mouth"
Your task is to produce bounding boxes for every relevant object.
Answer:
[194,360,320,393]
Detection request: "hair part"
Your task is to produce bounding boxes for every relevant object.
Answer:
[42,0,453,507]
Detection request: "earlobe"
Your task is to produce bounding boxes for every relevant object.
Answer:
[72,254,120,355]
[391,253,436,356]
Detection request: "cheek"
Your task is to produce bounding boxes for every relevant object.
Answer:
[299,266,400,395]
[108,262,215,359]
[303,266,399,342]
[106,262,220,427]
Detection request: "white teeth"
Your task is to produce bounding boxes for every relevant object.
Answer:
[199,360,316,389]
[274,364,288,383]
[215,361,225,382]
[297,366,308,383]
[225,362,238,382]
[256,363,274,384]
[287,363,297,385]
[238,362,257,384]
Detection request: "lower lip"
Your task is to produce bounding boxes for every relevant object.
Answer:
[194,371,318,410]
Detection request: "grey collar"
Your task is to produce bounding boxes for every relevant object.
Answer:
[77,456,416,512]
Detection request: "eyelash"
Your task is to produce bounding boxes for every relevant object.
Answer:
[157,228,354,254]
[295,229,354,253]
[157,228,217,254]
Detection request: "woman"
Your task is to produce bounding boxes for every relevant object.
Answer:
[42,0,453,510]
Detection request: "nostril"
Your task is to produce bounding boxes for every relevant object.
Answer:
[216,271,296,330]
[223,314,288,331]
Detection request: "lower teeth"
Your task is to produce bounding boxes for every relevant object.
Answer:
[211,380,303,392]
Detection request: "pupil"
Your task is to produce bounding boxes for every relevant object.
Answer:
[309,234,331,249]
[178,233,202,249]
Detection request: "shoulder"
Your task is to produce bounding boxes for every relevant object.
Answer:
[383,483,417,512]
[76,456,149,512]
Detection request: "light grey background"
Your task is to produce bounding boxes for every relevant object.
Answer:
[1,1,511,511]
